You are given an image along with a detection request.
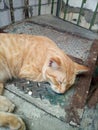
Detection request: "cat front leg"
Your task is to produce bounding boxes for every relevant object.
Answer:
[0,112,26,130]
[0,95,15,112]
[0,82,15,112]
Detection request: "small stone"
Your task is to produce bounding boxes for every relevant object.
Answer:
[37,83,41,87]
[70,121,79,127]
[86,91,88,94]
[27,81,30,84]
[28,91,32,96]
[93,52,96,54]
[93,58,96,61]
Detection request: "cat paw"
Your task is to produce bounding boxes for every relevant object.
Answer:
[0,96,15,112]
[0,112,26,130]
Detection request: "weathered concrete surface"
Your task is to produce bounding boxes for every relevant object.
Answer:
[28,15,98,40]
[0,87,97,130]
[2,89,73,130]
[1,15,98,130]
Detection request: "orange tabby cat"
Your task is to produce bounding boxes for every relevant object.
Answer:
[0,33,89,130]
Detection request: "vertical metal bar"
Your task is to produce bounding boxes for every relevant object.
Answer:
[24,0,29,19]
[63,0,69,20]
[38,0,41,15]
[89,3,98,30]
[9,0,15,23]
[51,0,54,14]
[56,0,62,17]
[77,0,86,25]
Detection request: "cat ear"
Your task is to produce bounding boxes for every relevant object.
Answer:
[74,62,89,75]
[49,57,61,69]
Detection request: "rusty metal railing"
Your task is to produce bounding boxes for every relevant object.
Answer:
[89,2,98,30]
[0,0,98,32]
[57,0,98,31]
[0,0,57,26]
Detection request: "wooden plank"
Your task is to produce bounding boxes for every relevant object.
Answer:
[87,87,98,108]
[66,40,98,126]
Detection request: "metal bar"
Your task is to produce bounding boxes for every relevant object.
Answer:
[38,0,41,15]
[51,0,54,14]
[66,40,98,126]
[9,0,15,23]
[89,3,98,30]
[56,0,62,17]
[77,0,86,25]
[24,0,29,18]
[63,0,69,20]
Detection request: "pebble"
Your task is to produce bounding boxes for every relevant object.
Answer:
[28,91,33,96]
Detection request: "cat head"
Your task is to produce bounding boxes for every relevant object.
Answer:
[44,55,89,94]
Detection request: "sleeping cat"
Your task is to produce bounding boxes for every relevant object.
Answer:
[0,33,89,130]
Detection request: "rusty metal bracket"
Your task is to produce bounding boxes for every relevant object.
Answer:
[66,40,98,126]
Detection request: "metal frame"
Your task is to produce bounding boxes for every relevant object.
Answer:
[66,40,98,126]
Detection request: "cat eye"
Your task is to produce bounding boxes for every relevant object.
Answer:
[58,81,62,85]
[58,80,66,85]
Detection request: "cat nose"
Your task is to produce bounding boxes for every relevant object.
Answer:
[59,88,66,93]
[50,83,66,94]
[55,86,66,94]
